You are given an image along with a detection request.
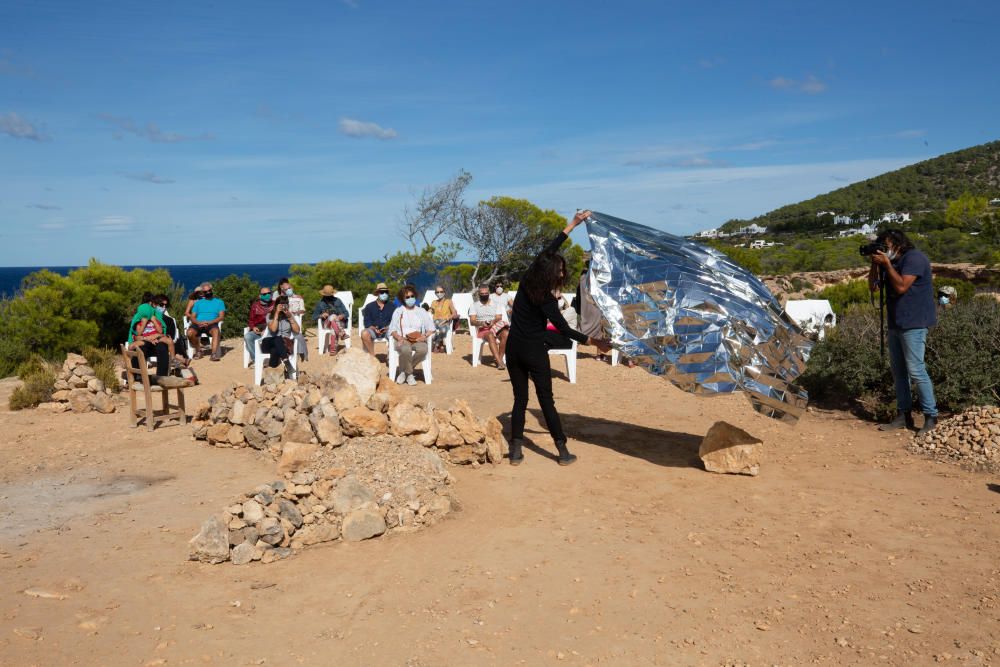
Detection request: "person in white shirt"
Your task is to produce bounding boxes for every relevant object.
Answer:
[471,283,509,370]
[388,284,436,385]
[490,281,513,322]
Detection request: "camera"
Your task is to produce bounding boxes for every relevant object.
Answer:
[859,241,887,257]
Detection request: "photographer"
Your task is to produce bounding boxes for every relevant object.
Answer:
[260,295,300,372]
[867,229,938,435]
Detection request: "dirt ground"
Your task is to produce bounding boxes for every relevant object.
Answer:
[1,334,999,667]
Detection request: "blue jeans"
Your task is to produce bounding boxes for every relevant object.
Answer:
[887,327,937,417]
[244,329,262,361]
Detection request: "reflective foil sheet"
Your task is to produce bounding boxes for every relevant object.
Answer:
[585,211,813,422]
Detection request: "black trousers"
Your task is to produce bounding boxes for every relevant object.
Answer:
[260,336,289,367]
[506,335,565,443]
[132,340,169,377]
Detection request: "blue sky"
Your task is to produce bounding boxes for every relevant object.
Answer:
[1,0,998,266]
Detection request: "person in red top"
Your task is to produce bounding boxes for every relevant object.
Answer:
[244,286,274,363]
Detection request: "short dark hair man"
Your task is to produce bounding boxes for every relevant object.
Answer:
[868,229,938,435]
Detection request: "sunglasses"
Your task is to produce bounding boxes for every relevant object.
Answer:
[435,291,444,294]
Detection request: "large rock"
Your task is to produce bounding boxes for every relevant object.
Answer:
[315,417,346,447]
[86,378,105,393]
[341,506,387,542]
[483,417,505,464]
[448,444,480,465]
[327,476,376,515]
[227,425,246,446]
[281,414,315,443]
[699,421,763,476]
[389,402,434,437]
[91,392,116,414]
[229,400,249,425]
[67,389,94,413]
[261,366,285,386]
[277,441,319,474]
[207,422,231,444]
[37,401,70,413]
[72,364,96,377]
[450,400,484,444]
[291,522,340,548]
[230,542,255,566]
[433,409,465,448]
[332,385,361,413]
[277,498,304,528]
[63,352,88,371]
[242,499,265,523]
[340,406,389,437]
[188,515,231,564]
[244,424,267,450]
[327,348,381,406]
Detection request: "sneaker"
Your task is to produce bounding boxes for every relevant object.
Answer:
[916,416,937,437]
[396,372,406,384]
[156,375,188,389]
[879,412,914,431]
[210,350,221,362]
[406,374,417,386]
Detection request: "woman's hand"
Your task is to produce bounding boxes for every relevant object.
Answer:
[564,209,592,234]
[588,337,612,353]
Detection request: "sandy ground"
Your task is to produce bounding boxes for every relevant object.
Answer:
[1,333,999,667]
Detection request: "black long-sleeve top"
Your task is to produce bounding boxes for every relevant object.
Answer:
[509,232,589,345]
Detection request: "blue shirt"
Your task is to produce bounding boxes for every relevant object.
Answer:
[191,297,226,322]
[362,299,395,330]
[887,249,936,330]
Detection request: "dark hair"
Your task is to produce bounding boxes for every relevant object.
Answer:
[520,251,567,305]
[155,293,170,307]
[398,283,418,302]
[278,276,290,287]
[875,228,915,254]
[141,291,155,304]
[274,294,289,306]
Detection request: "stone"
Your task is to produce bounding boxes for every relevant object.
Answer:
[73,364,95,377]
[227,425,246,446]
[230,542,255,565]
[450,400,484,444]
[261,366,285,386]
[341,506,387,542]
[389,402,435,437]
[281,414,315,444]
[244,425,267,450]
[699,421,763,476]
[449,444,480,465]
[229,400,248,425]
[328,476,376,515]
[90,392,116,414]
[339,406,388,437]
[37,401,70,413]
[277,441,319,474]
[290,471,316,485]
[64,352,88,370]
[242,500,265,524]
[333,385,361,413]
[260,546,293,563]
[277,498,304,528]
[315,416,346,447]
[292,522,340,547]
[207,422,231,445]
[86,378,105,393]
[257,517,283,545]
[483,417,505,464]
[54,378,71,391]
[433,410,465,448]
[422,449,450,480]
[188,515,231,564]
[327,347,382,406]
[67,388,94,413]
[50,389,71,402]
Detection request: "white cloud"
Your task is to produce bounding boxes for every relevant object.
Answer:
[0,112,48,141]
[338,117,398,140]
[123,171,175,184]
[99,114,214,143]
[93,216,134,234]
[27,203,62,210]
[38,222,66,230]
[768,74,827,95]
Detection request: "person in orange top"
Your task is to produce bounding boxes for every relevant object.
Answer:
[429,285,457,352]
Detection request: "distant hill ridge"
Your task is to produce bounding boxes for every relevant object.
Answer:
[723,140,1000,233]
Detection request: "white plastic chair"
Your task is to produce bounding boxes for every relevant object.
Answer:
[421,290,455,355]
[242,328,252,368]
[610,348,620,366]
[387,334,434,384]
[357,294,390,353]
[451,292,473,333]
[548,339,578,383]
[317,290,354,354]
[254,335,299,385]
[183,316,224,359]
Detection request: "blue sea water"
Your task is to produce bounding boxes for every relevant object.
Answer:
[0,263,446,298]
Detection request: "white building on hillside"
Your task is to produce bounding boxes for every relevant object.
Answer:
[880,211,911,224]
[695,228,720,239]
[738,223,768,235]
[834,214,854,225]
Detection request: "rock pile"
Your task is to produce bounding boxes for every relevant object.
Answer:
[37,353,116,414]
[910,405,1000,470]
[190,348,506,466]
[189,435,455,565]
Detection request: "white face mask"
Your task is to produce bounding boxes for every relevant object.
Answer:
[887,249,898,261]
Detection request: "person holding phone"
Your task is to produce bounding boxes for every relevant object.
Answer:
[259,295,300,371]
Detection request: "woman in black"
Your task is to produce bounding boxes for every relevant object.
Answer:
[506,210,610,466]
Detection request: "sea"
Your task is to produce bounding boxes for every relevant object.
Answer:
[0,263,446,298]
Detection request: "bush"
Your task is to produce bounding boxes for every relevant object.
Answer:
[209,274,261,340]
[933,277,975,302]
[289,260,377,324]
[82,346,121,393]
[808,279,872,315]
[802,298,1000,419]
[9,363,56,411]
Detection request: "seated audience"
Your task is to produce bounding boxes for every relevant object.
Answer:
[361,282,396,355]
[491,281,513,322]
[186,282,226,361]
[259,295,300,372]
[245,286,274,363]
[470,283,509,370]
[429,285,458,353]
[153,294,189,368]
[312,284,349,356]
[389,284,436,385]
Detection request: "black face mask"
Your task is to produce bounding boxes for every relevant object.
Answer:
[323,296,334,302]
[203,292,213,299]
[479,294,489,303]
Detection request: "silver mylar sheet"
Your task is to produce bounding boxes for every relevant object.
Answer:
[585,211,813,422]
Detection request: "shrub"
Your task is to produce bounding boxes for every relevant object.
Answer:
[808,279,872,315]
[9,364,56,411]
[209,274,261,340]
[83,346,121,393]
[933,277,975,302]
[802,298,1000,419]
[16,354,48,379]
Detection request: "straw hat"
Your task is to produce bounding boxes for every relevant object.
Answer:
[319,285,336,296]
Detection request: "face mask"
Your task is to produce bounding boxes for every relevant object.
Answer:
[887,249,898,261]
[323,296,334,302]
[378,293,389,302]
[495,287,503,294]
[939,296,950,305]
[284,288,294,297]
[204,291,213,299]
[479,294,489,303]
[260,293,272,302]
[155,306,165,315]
[404,297,416,307]
[435,292,444,300]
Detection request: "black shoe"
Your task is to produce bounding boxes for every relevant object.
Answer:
[916,416,937,437]
[879,412,914,431]
[555,439,577,466]
[508,438,525,466]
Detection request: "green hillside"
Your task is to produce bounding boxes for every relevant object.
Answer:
[723,140,1000,234]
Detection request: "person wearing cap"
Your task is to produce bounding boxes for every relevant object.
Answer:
[937,285,957,309]
[186,281,226,361]
[245,286,275,363]
[361,282,396,355]
[312,284,349,356]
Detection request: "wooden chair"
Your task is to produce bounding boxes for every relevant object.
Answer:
[120,345,186,431]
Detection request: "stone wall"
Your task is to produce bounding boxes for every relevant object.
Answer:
[37,353,116,414]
